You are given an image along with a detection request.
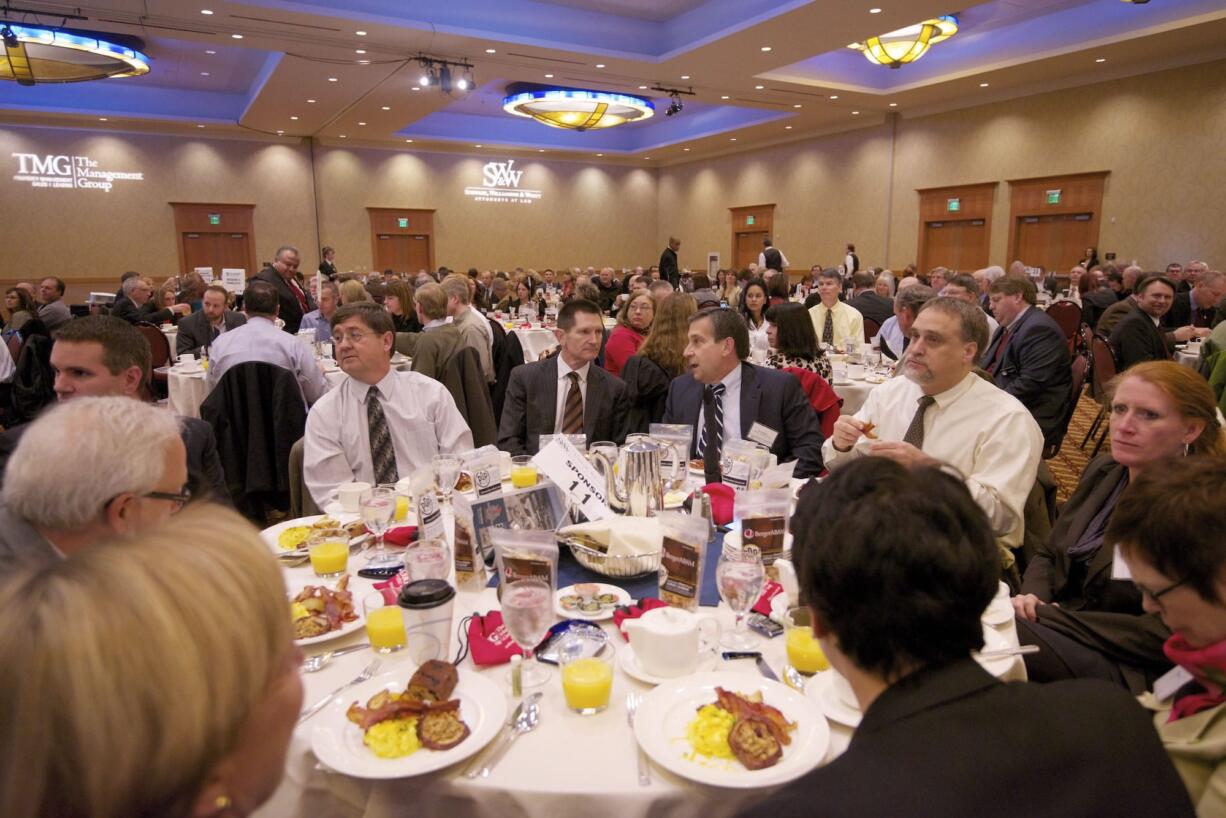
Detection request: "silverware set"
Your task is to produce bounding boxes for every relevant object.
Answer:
[298,659,381,725]
[464,693,543,779]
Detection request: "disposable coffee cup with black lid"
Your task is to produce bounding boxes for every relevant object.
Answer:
[397,579,456,663]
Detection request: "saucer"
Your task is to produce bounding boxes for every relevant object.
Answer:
[173,364,203,375]
[806,670,862,727]
[864,375,888,384]
[831,379,853,386]
[617,644,718,686]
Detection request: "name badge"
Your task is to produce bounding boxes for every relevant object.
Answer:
[747,422,778,449]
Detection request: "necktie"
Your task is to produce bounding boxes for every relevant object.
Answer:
[287,276,309,314]
[698,384,726,482]
[367,387,398,485]
[987,327,1011,374]
[902,395,937,450]
[561,371,584,434]
[210,325,221,344]
[822,308,835,345]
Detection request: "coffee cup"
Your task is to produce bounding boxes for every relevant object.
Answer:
[337,481,371,513]
[397,579,456,664]
[847,363,866,379]
[177,353,195,366]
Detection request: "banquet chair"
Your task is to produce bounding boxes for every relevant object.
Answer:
[1044,301,1082,353]
[1079,334,1117,457]
[782,367,842,440]
[288,437,320,518]
[134,322,171,399]
[862,318,881,344]
[491,329,525,425]
[1042,353,1088,460]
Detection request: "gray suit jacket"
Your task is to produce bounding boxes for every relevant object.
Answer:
[175,309,247,357]
[496,357,629,455]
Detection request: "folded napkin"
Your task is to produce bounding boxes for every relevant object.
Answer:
[752,581,785,616]
[612,598,671,641]
[700,484,736,527]
[558,517,663,558]
[384,525,419,548]
[466,611,525,666]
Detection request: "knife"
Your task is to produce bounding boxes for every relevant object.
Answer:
[721,650,779,682]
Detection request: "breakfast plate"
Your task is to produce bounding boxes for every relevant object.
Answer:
[554,582,632,621]
[634,670,828,788]
[293,606,365,647]
[260,514,369,556]
[311,668,506,779]
[617,644,720,686]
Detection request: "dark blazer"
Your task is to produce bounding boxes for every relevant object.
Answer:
[1109,303,1170,370]
[661,362,824,478]
[318,260,337,279]
[496,357,629,455]
[175,309,246,357]
[737,659,1195,818]
[847,291,894,327]
[659,246,680,289]
[402,330,497,448]
[1163,289,1216,329]
[620,354,673,434]
[980,307,1071,444]
[253,267,316,335]
[110,296,176,326]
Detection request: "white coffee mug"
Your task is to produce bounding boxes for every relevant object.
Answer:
[337,481,372,513]
[177,353,195,365]
[847,364,866,379]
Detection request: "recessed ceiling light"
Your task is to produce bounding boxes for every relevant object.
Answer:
[681,74,690,79]
[979,82,989,87]
[829,94,838,99]
[729,137,737,141]
[785,125,793,129]
[381,105,390,110]
[760,46,772,52]
[290,115,299,120]
[405,139,414,143]
[200,71,210,76]
[889,102,897,107]
[201,8,214,14]
[869,7,882,13]
[197,124,205,128]
[276,130,284,134]
[538,149,545,152]
[357,60,370,65]
[721,95,730,99]
[596,153,603,156]
[205,49,216,55]
[358,121,366,126]
[339,134,347,138]
[475,144,482,147]
[355,30,367,36]
[852,110,860,115]
[755,84,764,90]
[595,63,605,68]
[1095,57,1106,63]
[99,117,108,121]
[355,49,366,54]
[307,98,316,103]
[793,103,802,108]
[485,48,496,53]
[644,156,651,159]
[545,73,554,78]
[231,34,243,39]
[684,147,691,151]
[639,85,648,89]
[328,77,338,82]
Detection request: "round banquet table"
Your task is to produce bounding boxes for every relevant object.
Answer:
[831,377,884,415]
[254,485,1024,818]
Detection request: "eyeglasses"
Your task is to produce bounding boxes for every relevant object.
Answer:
[143,487,192,511]
[333,330,378,345]
[1134,576,1188,606]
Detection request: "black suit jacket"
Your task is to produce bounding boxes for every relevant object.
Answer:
[847,291,894,327]
[110,296,176,326]
[254,267,315,334]
[496,357,629,455]
[1109,303,1170,370]
[175,309,247,357]
[1163,289,1216,329]
[737,659,1194,818]
[318,260,337,279]
[621,354,673,435]
[659,246,679,289]
[661,363,824,478]
[981,307,1071,443]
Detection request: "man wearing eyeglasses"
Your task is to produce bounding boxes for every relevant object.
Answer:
[0,396,189,574]
[304,302,473,508]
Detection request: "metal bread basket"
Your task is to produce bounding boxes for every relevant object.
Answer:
[561,535,661,579]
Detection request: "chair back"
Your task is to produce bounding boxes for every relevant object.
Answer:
[1045,301,1082,347]
[862,318,881,343]
[1042,353,1089,459]
[288,437,321,518]
[5,333,20,364]
[1078,324,1095,358]
[1089,333,1117,401]
[135,322,172,370]
[782,366,842,439]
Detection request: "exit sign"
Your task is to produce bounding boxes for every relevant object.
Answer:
[208,213,221,225]
[398,217,409,228]
[1046,189,1062,205]
[947,198,960,212]
[746,215,755,226]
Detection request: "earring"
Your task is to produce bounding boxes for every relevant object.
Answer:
[213,794,232,813]
[1185,443,1191,456]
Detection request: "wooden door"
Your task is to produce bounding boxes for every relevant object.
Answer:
[182,233,219,273]
[217,233,251,271]
[735,231,768,270]
[405,235,431,272]
[1005,172,1106,270]
[368,209,435,273]
[922,219,988,273]
[170,203,257,276]
[729,204,775,275]
[1014,214,1095,274]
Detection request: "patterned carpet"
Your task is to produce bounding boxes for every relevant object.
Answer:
[1047,393,1104,503]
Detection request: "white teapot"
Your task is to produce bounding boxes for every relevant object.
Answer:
[623,606,718,679]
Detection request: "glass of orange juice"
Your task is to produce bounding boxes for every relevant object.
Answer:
[510,455,538,488]
[784,606,829,678]
[559,634,614,715]
[363,592,407,654]
[307,528,349,578]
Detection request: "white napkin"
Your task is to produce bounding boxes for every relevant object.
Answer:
[558,517,663,557]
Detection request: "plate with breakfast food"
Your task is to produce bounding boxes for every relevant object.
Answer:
[261,515,369,556]
[310,659,507,779]
[290,575,363,646]
[554,582,632,621]
[633,671,827,788]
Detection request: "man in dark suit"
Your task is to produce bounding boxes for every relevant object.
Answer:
[110,275,190,325]
[662,308,823,481]
[846,272,894,327]
[253,244,315,334]
[175,284,246,357]
[1109,275,1180,370]
[1163,269,1225,331]
[659,236,681,290]
[497,299,628,455]
[982,277,1071,446]
[737,458,1194,818]
[0,316,229,506]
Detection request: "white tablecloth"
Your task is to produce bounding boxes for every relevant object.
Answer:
[510,326,558,362]
[831,378,884,415]
[255,499,1022,818]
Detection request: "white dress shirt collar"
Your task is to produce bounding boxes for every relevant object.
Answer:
[1006,305,1031,331]
[717,362,743,393]
[929,371,978,410]
[352,367,398,403]
[423,317,450,330]
[556,355,591,384]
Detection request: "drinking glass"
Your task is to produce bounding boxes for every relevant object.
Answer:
[559,635,615,715]
[716,544,766,649]
[381,481,411,524]
[784,606,829,682]
[501,578,555,687]
[307,527,349,579]
[363,591,406,654]
[432,455,462,507]
[510,455,538,488]
[360,486,398,569]
[403,537,451,582]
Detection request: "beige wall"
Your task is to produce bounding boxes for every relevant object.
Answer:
[659,58,1226,273]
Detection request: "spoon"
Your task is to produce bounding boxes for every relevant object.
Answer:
[462,692,540,779]
[467,693,542,779]
[300,643,373,673]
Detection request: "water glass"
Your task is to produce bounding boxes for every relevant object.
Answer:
[360,487,398,569]
[432,455,462,507]
[363,591,407,654]
[501,578,555,687]
[717,544,765,650]
[403,537,451,582]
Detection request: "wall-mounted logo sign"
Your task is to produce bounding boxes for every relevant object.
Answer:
[10,153,144,192]
[463,159,542,204]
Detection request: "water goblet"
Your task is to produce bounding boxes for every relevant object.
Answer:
[360,486,398,569]
[432,455,462,507]
[717,544,765,650]
[501,578,555,688]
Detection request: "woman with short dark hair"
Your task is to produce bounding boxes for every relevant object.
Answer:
[765,303,831,380]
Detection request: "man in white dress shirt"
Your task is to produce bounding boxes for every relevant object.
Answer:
[808,269,864,349]
[205,281,326,404]
[824,297,1042,552]
[304,302,473,508]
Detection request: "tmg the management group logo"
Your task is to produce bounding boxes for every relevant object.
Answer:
[10,152,144,192]
[463,159,542,204]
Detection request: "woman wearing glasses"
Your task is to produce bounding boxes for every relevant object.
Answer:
[1013,361,1226,691]
[603,290,655,378]
[1112,456,1226,816]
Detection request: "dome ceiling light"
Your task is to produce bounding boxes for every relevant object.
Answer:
[502,83,653,131]
[0,23,150,86]
[848,15,958,69]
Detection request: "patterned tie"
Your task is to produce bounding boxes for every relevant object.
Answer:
[698,384,726,481]
[902,395,937,449]
[367,387,398,485]
[822,307,835,346]
[561,371,584,434]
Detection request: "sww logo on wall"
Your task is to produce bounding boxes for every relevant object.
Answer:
[463,159,542,204]
[11,153,145,192]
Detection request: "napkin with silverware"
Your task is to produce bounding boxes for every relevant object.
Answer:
[558,517,663,557]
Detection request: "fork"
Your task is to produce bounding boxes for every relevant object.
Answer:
[626,692,650,786]
[297,659,381,725]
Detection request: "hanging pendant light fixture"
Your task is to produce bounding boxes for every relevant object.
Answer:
[0,23,150,86]
[502,83,654,131]
[849,15,958,69]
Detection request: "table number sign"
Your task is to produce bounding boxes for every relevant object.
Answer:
[533,435,611,521]
[221,268,246,294]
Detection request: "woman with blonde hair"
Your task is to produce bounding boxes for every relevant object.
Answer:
[339,278,372,305]
[1014,360,1225,690]
[621,292,698,432]
[0,505,302,818]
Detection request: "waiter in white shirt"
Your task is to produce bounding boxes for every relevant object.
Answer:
[823,297,1042,553]
[757,238,789,274]
[303,302,473,508]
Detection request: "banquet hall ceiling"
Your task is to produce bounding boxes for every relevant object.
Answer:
[0,0,1223,165]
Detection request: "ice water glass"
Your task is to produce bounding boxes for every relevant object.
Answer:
[432,455,462,507]
[360,487,398,569]
[404,537,451,582]
[501,578,555,687]
[717,544,765,650]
